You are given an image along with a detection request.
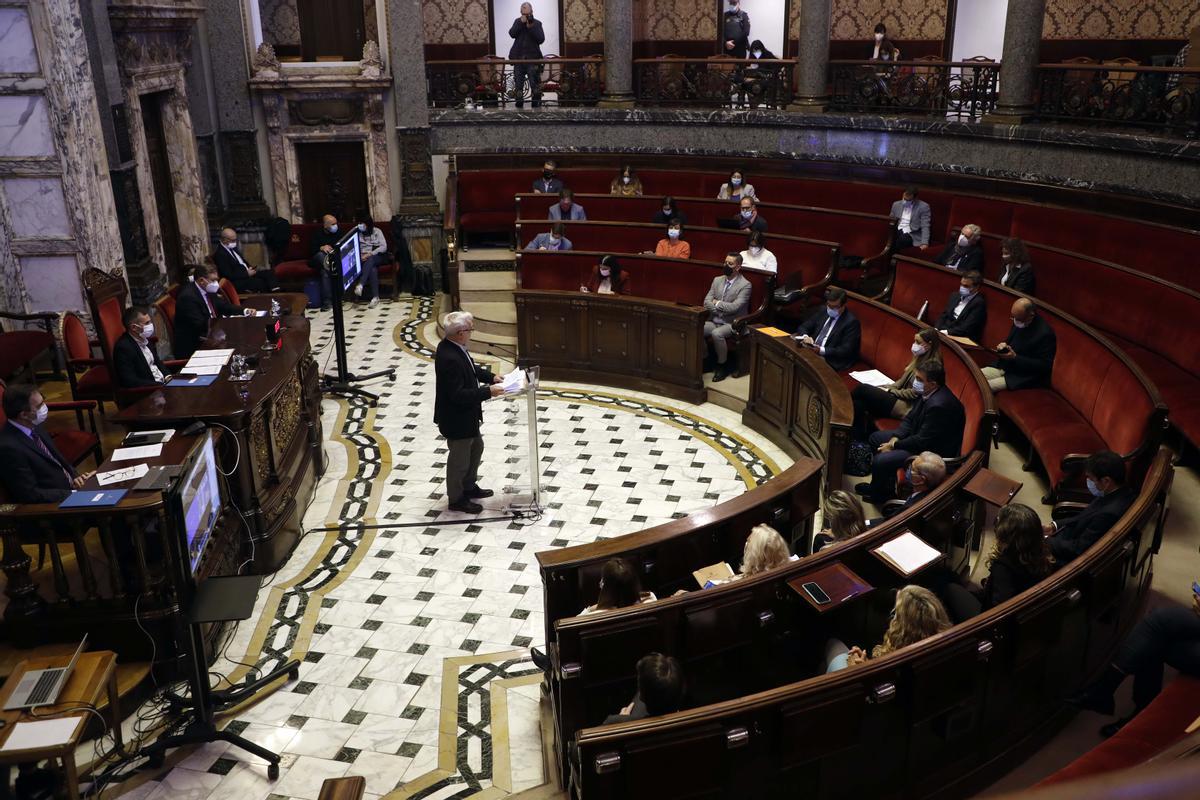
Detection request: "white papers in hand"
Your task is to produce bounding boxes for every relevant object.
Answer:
[96,464,150,486]
[872,532,941,576]
[499,367,528,395]
[112,444,163,462]
[850,369,894,388]
[0,718,81,751]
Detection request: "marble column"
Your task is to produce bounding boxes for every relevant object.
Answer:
[387,0,439,215]
[792,0,832,110]
[163,74,213,266]
[986,0,1047,123]
[599,0,633,107]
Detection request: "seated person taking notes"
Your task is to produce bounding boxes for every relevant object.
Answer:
[935,270,987,342]
[580,255,630,295]
[703,253,752,382]
[114,305,169,388]
[0,384,93,502]
[795,287,862,372]
[525,222,572,251]
[548,189,586,221]
[174,264,252,360]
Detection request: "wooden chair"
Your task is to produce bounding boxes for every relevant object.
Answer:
[154,285,180,353]
[83,267,171,408]
[1102,57,1140,85]
[60,311,113,412]
[0,379,103,471]
[0,309,63,383]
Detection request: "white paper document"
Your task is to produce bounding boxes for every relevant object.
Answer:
[96,464,150,486]
[499,367,528,395]
[850,369,894,388]
[178,363,223,376]
[111,444,163,462]
[0,718,82,751]
[872,532,942,576]
[199,348,235,357]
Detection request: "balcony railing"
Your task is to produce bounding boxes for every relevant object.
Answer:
[829,58,1000,120]
[634,58,796,109]
[1035,64,1200,137]
[426,57,602,108]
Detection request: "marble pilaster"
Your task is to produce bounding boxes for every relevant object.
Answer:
[598,0,633,107]
[987,0,1048,124]
[793,0,832,110]
[163,72,213,265]
[387,0,439,214]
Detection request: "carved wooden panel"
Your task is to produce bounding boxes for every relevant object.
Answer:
[590,308,645,372]
[647,315,698,385]
[750,340,792,428]
[271,372,304,459]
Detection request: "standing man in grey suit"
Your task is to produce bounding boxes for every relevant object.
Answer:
[704,252,752,382]
[890,186,932,252]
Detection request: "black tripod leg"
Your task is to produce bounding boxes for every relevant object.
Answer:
[212,660,301,709]
[216,731,283,778]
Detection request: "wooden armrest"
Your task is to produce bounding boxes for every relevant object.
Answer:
[317,776,366,800]
[48,400,97,412]
[0,310,57,323]
[163,359,188,368]
[1051,500,1090,521]
[68,357,106,368]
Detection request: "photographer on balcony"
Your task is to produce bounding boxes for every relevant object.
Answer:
[508,2,545,109]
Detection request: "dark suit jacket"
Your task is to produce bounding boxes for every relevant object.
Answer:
[652,209,687,227]
[584,266,630,295]
[1049,486,1136,564]
[734,213,768,233]
[532,176,563,195]
[174,283,242,360]
[935,291,987,342]
[935,242,984,272]
[999,263,1036,295]
[0,422,76,503]
[978,553,1042,610]
[213,245,254,286]
[995,314,1057,390]
[434,339,495,440]
[798,309,862,372]
[113,332,166,389]
[603,697,649,725]
[891,385,965,458]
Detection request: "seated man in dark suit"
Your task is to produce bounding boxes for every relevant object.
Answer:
[213,227,279,293]
[114,305,168,389]
[729,196,768,232]
[934,224,984,272]
[866,451,946,526]
[935,270,987,342]
[982,298,1057,393]
[174,264,249,360]
[857,361,964,505]
[1045,450,1135,565]
[603,652,684,724]
[309,214,343,311]
[0,384,91,503]
[795,286,861,372]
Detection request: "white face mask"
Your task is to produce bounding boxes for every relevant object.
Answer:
[749,246,762,256]
[549,236,559,244]
[957,234,970,247]
[32,404,49,426]
[730,177,742,186]
[328,224,338,234]
[752,50,762,58]
[911,379,926,395]
[224,240,237,249]
[911,343,927,356]
[668,228,681,238]
[741,209,753,219]
[140,322,155,340]
[205,281,220,294]
[875,33,884,42]
[1012,317,1029,329]
[358,223,367,232]
[599,268,611,277]
[622,176,631,184]
[959,285,972,297]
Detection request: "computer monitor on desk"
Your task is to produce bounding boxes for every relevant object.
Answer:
[166,432,222,578]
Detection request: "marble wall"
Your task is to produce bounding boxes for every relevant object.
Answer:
[1044,0,1200,39]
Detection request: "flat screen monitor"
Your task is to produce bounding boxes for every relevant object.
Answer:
[171,433,222,575]
[337,229,362,292]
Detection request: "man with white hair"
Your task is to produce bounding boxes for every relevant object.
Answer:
[867,451,947,525]
[934,223,984,272]
[435,311,504,513]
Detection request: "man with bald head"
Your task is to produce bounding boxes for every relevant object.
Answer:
[309,214,343,311]
[982,298,1057,392]
[508,2,545,108]
[214,226,279,293]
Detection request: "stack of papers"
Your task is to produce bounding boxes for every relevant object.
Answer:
[112,444,163,461]
[850,369,894,388]
[181,349,234,376]
[872,532,942,576]
[499,367,528,395]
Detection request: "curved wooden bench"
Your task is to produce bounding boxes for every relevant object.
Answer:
[886,257,1166,502]
[568,447,1172,800]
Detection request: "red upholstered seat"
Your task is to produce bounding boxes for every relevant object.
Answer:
[276,259,316,283]
[49,427,101,467]
[74,365,111,394]
[0,329,55,379]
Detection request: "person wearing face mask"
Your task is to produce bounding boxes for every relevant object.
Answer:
[174,264,250,360]
[739,230,776,272]
[727,196,767,232]
[655,219,691,259]
[548,188,587,221]
[508,2,545,108]
[982,297,1056,392]
[889,186,931,251]
[525,221,573,251]
[213,226,279,293]
[740,39,779,107]
[997,237,1036,294]
[795,286,862,372]
[532,160,562,194]
[1043,450,1134,565]
[113,305,170,389]
[855,360,964,505]
[934,270,987,342]
[851,328,940,439]
[869,451,947,524]
[0,384,94,502]
[610,165,643,197]
[717,170,757,202]
[934,224,984,272]
[722,0,751,59]
[350,211,390,308]
[870,23,900,62]
[703,253,753,381]
[581,254,630,295]
[309,213,344,311]
[652,196,688,226]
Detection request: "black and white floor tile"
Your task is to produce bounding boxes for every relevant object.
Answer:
[111,295,792,800]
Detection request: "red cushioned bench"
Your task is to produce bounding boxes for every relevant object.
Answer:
[887,257,1166,502]
[273,222,400,298]
[1036,676,1200,787]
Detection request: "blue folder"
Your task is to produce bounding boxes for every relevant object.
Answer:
[58,489,128,509]
[168,375,219,387]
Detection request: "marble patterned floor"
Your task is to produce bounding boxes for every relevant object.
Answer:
[103,294,792,800]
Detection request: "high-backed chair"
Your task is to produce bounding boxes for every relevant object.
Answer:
[154,284,180,352]
[83,267,165,408]
[0,309,63,383]
[60,311,113,412]
[0,379,103,470]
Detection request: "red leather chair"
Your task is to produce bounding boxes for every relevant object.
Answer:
[0,310,63,382]
[0,380,102,470]
[60,311,113,412]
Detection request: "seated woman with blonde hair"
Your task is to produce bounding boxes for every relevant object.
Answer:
[812,490,866,552]
[610,165,643,197]
[738,524,793,578]
[826,585,951,672]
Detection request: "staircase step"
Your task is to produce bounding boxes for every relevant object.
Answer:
[462,301,516,324]
[459,270,517,290]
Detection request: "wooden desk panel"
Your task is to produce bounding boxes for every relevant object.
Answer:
[515,290,707,403]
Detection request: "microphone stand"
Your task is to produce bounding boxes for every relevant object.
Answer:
[320,250,395,405]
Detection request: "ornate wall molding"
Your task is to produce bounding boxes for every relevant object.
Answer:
[1043,0,1200,40]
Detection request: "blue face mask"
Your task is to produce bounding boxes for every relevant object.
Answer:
[826,307,840,319]
[1086,478,1103,498]
[904,466,913,484]
[911,378,925,394]
[959,285,972,297]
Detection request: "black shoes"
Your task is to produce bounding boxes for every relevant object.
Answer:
[854,482,874,497]
[448,498,483,514]
[464,486,494,499]
[530,647,551,672]
[712,366,729,382]
[1063,686,1116,716]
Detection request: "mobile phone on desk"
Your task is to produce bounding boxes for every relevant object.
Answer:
[802,581,831,605]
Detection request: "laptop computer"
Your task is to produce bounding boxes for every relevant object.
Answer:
[3,636,88,711]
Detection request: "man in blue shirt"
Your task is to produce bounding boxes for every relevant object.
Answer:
[548,189,587,221]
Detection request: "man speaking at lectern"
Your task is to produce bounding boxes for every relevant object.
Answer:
[436,311,504,513]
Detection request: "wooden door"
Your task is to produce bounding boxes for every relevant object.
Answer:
[140,92,184,284]
[295,141,369,224]
[297,0,365,61]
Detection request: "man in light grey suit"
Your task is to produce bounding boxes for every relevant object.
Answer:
[889,185,931,251]
[524,222,573,251]
[704,251,753,382]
